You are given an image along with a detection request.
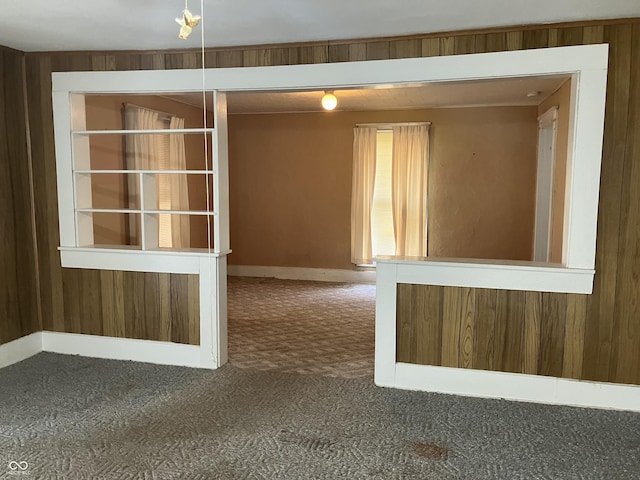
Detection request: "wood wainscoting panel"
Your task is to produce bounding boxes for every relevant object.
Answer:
[397,284,596,382]
[54,269,198,345]
[0,47,40,346]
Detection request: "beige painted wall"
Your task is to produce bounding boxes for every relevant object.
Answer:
[228,106,538,269]
[85,95,212,247]
[538,78,571,264]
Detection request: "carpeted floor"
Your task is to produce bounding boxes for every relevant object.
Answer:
[227,277,375,379]
[1,353,639,479]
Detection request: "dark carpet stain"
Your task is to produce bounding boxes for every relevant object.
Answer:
[413,441,448,460]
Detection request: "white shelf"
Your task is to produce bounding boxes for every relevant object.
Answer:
[74,170,215,174]
[77,208,216,215]
[72,128,215,135]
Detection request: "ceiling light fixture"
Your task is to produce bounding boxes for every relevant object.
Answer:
[321,91,338,111]
[176,0,201,40]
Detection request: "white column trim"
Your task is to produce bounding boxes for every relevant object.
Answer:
[0,333,43,369]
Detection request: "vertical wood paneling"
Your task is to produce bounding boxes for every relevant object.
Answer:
[390,39,421,59]
[328,44,349,62]
[563,294,587,379]
[538,292,567,377]
[158,273,172,342]
[523,29,549,49]
[348,43,367,61]
[289,45,328,64]
[472,289,496,370]
[396,284,414,363]
[523,291,542,374]
[582,24,633,382]
[458,288,475,368]
[494,290,524,373]
[454,35,475,55]
[439,37,455,56]
[441,287,462,367]
[0,48,39,345]
[609,23,640,385]
[414,285,443,365]
[188,275,200,344]
[420,38,440,57]
[366,41,390,60]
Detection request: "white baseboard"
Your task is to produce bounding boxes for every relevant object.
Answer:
[228,265,376,283]
[384,362,640,412]
[41,332,204,368]
[0,332,43,369]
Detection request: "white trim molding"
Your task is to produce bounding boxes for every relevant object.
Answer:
[227,265,376,284]
[387,362,640,413]
[41,332,203,368]
[376,256,594,294]
[0,333,43,369]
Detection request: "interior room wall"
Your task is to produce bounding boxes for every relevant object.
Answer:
[537,78,571,264]
[84,95,213,247]
[16,18,640,385]
[0,47,40,346]
[228,106,538,270]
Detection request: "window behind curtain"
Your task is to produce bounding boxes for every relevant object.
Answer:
[371,130,396,258]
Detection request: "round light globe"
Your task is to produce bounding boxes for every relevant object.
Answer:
[321,92,337,110]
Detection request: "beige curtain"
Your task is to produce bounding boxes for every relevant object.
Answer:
[351,127,378,264]
[392,125,429,257]
[124,105,190,248]
[125,106,161,245]
[168,116,190,248]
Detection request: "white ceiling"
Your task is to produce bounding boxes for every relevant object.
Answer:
[2,1,639,52]
[225,76,570,114]
[160,75,569,114]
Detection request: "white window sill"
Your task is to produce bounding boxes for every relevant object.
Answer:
[59,246,231,274]
[374,256,594,294]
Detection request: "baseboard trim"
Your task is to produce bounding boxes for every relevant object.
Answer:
[383,362,640,412]
[0,332,43,369]
[41,332,203,368]
[228,265,376,283]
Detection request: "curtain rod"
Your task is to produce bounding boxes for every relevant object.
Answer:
[355,122,431,128]
[122,102,173,121]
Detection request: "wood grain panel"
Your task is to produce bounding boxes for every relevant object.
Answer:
[458,288,475,368]
[538,292,567,377]
[493,290,525,373]
[414,285,442,365]
[522,29,549,49]
[472,289,496,370]
[563,294,587,379]
[328,44,349,63]
[609,23,640,385]
[582,24,632,382]
[523,291,541,375]
[366,42,390,60]
[390,39,421,59]
[454,35,475,54]
[0,48,39,345]
[396,283,413,363]
[420,38,440,57]
[441,287,462,367]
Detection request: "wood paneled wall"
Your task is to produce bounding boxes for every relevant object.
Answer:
[60,269,199,344]
[0,47,39,346]
[14,18,640,377]
[397,284,588,380]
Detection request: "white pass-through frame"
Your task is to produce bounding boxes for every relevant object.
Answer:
[51,44,608,378]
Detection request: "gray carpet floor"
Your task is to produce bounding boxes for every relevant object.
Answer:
[1,353,639,479]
